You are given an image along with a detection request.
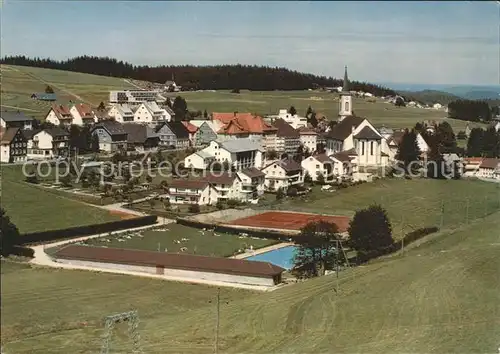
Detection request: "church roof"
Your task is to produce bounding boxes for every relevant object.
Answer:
[354,126,382,140]
[326,115,365,141]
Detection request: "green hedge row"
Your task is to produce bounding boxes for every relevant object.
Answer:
[21,216,158,245]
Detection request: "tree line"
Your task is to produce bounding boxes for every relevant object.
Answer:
[447,99,497,122]
[1,55,396,95]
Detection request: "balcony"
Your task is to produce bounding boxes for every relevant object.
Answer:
[169,190,200,197]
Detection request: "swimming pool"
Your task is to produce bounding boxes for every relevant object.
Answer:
[245,245,298,270]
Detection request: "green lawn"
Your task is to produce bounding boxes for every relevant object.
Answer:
[82,223,277,257]
[2,211,499,353]
[166,90,486,132]
[1,165,120,234]
[274,178,500,240]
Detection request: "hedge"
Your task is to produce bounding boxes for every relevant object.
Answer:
[21,215,158,245]
[11,246,35,258]
[176,218,293,242]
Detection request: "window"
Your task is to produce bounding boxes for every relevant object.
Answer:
[316,164,320,169]
[361,141,365,155]
[345,101,350,112]
[370,141,374,155]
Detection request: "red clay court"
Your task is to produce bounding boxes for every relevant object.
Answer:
[230,211,351,233]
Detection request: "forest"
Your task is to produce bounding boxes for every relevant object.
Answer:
[1,55,397,95]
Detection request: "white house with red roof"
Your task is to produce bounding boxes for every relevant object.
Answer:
[261,158,304,191]
[45,104,74,127]
[69,103,98,125]
[167,180,218,205]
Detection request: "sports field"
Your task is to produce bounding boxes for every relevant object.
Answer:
[231,211,351,232]
[82,223,278,257]
[2,211,499,353]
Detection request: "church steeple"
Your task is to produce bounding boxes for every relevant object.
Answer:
[342,65,349,93]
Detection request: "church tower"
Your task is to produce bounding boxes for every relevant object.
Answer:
[339,66,352,121]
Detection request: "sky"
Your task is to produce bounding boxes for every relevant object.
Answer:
[1,1,499,86]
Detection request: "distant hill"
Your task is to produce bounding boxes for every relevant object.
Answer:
[380,82,500,101]
[0,55,397,96]
[398,89,461,106]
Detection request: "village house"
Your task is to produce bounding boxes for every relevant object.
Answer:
[108,104,135,123]
[212,112,277,151]
[69,103,98,126]
[477,158,500,180]
[1,111,35,130]
[91,121,128,153]
[267,109,308,129]
[26,127,69,160]
[236,168,266,198]
[462,157,483,178]
[133,102,169,125]
[167,180,218,206]
[301,154,338,183]
[189,120,218,146]
[273,118,301,158]
[165,121,190,149]
[184,150,216,170]
[181,121,199,146]
[0,127,27,163]
[262,158,304,192]
[298,127,318,153]
[31,93,57,101]
[123,124,160,153]
[202,172,244,201]
[45,104,74,127]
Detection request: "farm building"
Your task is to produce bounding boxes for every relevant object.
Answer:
[31,93,57,101]
[54,245,285,287]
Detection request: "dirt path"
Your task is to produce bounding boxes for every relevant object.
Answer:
[0,105,39,112]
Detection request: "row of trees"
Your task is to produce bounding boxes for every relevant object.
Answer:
[1,55,396,94]
[447,99,496,122]
[293,205,393,277]
[467,127,500,158]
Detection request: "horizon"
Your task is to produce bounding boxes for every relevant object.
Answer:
[1,1,499,86]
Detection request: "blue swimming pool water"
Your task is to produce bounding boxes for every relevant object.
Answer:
[245,245,298,270]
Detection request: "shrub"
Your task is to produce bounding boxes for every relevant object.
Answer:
[226,199,240,208]
[216,200,225,210]
[188,204,201,213]
[287,187,298,197]
[25,174,39,184]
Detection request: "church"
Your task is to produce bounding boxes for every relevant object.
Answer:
[325,67,393,169]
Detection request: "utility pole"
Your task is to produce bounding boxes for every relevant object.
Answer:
[335,239,339,294]
[214,287,220,354]
[465,198,469,225]
[440,199,445,229]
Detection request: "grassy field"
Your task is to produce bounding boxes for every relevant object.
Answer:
[165,89,486,131]
[1,165,121,234]
[81,223,278,257]
[1,64,486,131]
[0,65,135,119]
[274,178,500,240]
[2,211,499,353]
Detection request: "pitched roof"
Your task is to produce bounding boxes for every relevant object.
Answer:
[298,127,317,135]
[312,154,334,163]
[170,179,210,190]
[0,127,20,144]
[220,138,261,153]
[74,103,95,118]
[326,116,365,140]
[51,104,72,119]
[239,167,265,178]
[123,124,159,144]
[1,111,34,122]
[214,113,277,135]
[480,158,500,169]
[391,130,406,145]
[195,150,213,159]
[166,121,190,139]
[181,121,199,134]
[44,127,69,137]
[332,149,358,162]
[22,129,40,140]
[55,245,284,278]
[202,172,239,185]
[273,118,300,138]
[273,158,302,173]
[190,120,220,133]
[353,126,382,140]
[93,120,126,136]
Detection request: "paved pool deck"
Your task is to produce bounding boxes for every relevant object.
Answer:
[231,242,295,259]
